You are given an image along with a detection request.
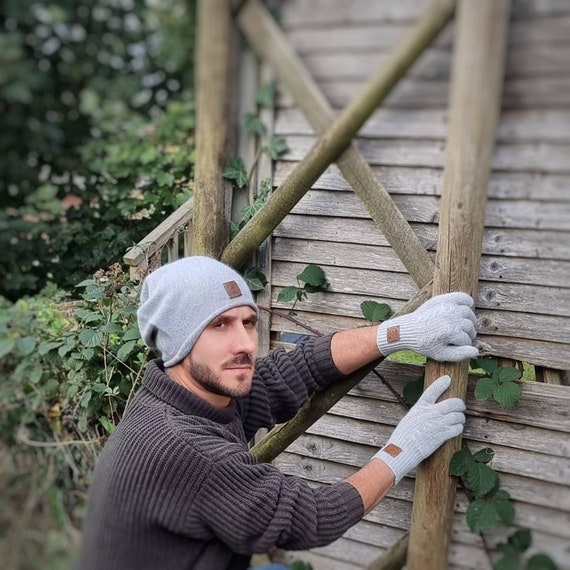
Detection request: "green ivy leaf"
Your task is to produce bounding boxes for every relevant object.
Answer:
[139,146,158,164]
[475,376,496,401]
[222,157,248,189]
[277,286,300,303]
[498,366,522,382]
[0,337,16,358]
[256,83,276,108]
[297,264,327,288]
[449,446,474,476]
[473,448,495,464]
[78,328,104,348]
[494,494,515,526]
[116,340,137,361]
[243,112,266,136]
[472,357,499,375]
[466,498,500,532]
[526,554,557,570]
[495,546,520,570]
[509,529,532,553]
[493,381,522,408]
[243,267,267,292]
[467,461,499,497]
[99,416,115,435]
[38,340,63,355]
[16,336,37,355]
[403,378,424,407]
[263,135,289,160]
[360,301,391,323]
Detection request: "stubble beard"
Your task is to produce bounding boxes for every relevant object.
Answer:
[187,356,253,399]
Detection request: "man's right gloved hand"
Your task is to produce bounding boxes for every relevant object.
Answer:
[376,292,478,362]
[372,375,466,484]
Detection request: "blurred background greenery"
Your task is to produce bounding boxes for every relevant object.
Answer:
[0,1,196,567]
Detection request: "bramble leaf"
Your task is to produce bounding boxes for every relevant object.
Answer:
[277,286,300,303]
[473,448,495,464]
[449,447,473,476]
[526,554,557,570]
[297,264,327,288]
[467,461,498,497]
[509,529,532,553]
[360,300,391,323]
[498,366,522,382]
[475,376,496,401]
[493,381,522,408]
[466,499,499,532]
[403,378,424,407]
[472,357,499,375]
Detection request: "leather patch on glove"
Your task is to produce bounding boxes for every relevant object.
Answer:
[384,443,402,457]
[386,325,400,343]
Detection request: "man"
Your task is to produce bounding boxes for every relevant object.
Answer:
[77,256,478,570]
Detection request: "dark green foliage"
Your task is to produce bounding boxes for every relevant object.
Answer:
[277,264,329,314]
[360,300,392,324]
[471,357,523,408]
[0,0,196,299]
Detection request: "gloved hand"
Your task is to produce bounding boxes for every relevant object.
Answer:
[373,375,465,484]
[377,292,478,362]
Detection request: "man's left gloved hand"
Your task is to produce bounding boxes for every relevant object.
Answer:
[376,292,478,362]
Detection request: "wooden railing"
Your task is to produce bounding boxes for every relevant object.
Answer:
[122,197,194,280]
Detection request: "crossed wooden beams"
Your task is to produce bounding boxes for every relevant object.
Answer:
[194,0,510,567]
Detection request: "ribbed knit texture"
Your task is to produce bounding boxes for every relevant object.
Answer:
[76,335,364,570]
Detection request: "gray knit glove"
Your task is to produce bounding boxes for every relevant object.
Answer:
[377,292,478,361]
[373,375,466,484]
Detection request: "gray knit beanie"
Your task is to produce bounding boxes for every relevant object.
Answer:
[137,256,258,367]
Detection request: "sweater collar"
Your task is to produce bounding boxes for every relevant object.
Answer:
[142,360,239,424]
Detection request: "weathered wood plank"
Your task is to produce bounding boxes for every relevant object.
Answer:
[284,17,570,53]
[275,108,570,144]
[272,238,570,288]
[280,0,570,27]
[285,190,570,231]
[274,214,570,260]
[271,261,570,317]
[281,135,570,174]
[296,44,570,83]
[278,76,570,110]
[274,162,570,201]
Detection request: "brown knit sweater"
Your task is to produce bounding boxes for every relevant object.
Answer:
[76,335,364,570]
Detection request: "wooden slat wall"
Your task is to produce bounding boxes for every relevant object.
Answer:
[272,360,570,569]
[269,0,570,370]
[262,0,570,568]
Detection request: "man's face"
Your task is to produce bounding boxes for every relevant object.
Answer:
[185,306,258,399]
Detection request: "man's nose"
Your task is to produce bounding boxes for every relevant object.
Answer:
[232,324,257,354]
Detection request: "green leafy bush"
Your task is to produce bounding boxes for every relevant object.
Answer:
[0,264,145,566]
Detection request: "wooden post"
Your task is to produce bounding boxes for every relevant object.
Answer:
[407,2,511,568]
[222,0,456,270]
[193,0,234,258]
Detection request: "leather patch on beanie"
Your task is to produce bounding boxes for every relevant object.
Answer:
[384,444,402,457]
[224,280,242,298]
[386,325,401,343]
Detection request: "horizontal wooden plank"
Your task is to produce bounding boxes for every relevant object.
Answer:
[274,162,570,202]
[284,190,570,231]
[284,16,570,53]
[274,214,570,261]
[278,76,570,110]
[281,0,570,27]
[272,238,570,288]
[269,308,570,370]
[281,135,570,174]
[296,44,570,83]
[275,107,570,144]
[271,261,570,317]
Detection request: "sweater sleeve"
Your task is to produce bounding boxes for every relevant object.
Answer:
[188,446,364,555]
[241,334,344,439]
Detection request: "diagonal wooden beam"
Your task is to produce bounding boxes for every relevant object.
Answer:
[222,0,455,271]
[407,1,511,568]
[234,0,453,287]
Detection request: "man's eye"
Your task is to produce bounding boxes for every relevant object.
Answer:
[244,320,257,329]
[213,321,226,329]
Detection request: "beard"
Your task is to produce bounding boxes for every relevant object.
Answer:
[187,354,253,399]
